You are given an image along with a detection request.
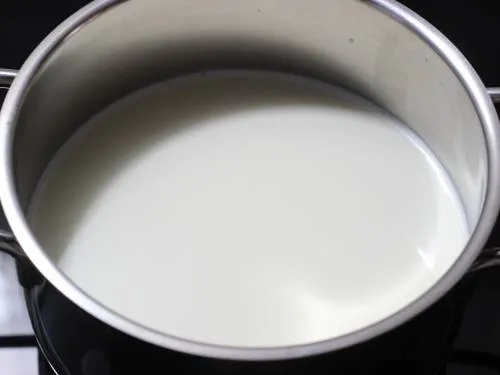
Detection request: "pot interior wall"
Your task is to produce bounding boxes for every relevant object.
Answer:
[12,0,487,236]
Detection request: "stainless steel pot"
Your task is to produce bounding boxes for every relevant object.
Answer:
[1,0,500,361]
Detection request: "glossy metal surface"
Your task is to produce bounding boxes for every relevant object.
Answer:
[0,69,16,86]
[0,0,499,361]
[488,87,500,104]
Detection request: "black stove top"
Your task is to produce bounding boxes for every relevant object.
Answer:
[2,1,500,374]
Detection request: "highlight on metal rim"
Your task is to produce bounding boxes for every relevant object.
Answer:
[488,87,500,104]
[0,69,17,86]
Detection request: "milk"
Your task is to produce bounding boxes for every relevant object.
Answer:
[28,71,468,347]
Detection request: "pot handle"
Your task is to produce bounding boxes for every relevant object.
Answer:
[0,68,20,261]
[470,88,500,270]
[472,247,500,272]
[0,68,17,87]
[0,68,19,260]
[0,229,23,260]
[0,229,41,288]
[488,87,500,103]
[0,68,42,288]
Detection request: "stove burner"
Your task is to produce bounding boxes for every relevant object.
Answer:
[25,277,468,375]
[28,273,500,375]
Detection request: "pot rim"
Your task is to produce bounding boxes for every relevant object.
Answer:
[0,0,499,361]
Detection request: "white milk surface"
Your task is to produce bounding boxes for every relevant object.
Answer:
[28,71,469,347]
